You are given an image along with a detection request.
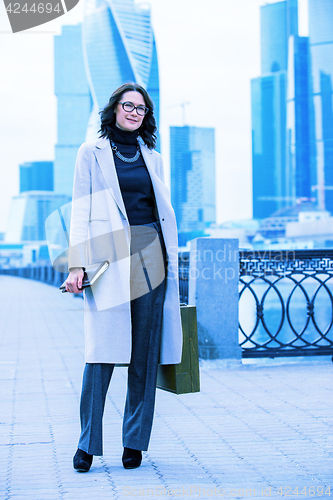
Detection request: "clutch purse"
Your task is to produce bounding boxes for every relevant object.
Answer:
[59,260,109,293]
[156,304,200,394]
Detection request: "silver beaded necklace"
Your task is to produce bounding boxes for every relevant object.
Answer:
[110,139,141,163]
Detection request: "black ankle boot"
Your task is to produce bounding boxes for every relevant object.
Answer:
[122,447,142,469]
[73,448,93,472]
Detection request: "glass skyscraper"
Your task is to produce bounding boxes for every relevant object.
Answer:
[251,0,318,220]
[5,192,70,243]
[54,24,92,197]
[83,0,160,147]
[252,71,287,218]
[170,126,215,247]
[253,0,333,220]
[4,156,72,249]
[286,35,316,204]
[308,0,333,213]
[6,159,70,244]
[20,161,54,193]
[260,0,298,74]
[252,0,298,219]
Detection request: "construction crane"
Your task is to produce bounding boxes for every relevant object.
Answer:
[164,101,190,125]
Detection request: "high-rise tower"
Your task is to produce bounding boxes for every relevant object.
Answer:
[260,0,298,74]
[5,161,69,244]
[83,0,160,147]
[54,24,91,197]
[20,161,54,193]
[286,35,316,205]
[308,0,333,213]
[252,71,287,218]
[170,126,215,247]
[252,0,298,219]
[251,0,317,220]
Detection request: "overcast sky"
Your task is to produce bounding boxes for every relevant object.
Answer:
[0,0,309,233]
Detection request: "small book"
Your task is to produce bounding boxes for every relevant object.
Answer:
[59,261,109,293]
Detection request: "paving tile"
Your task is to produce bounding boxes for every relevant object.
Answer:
[0,276,332,499]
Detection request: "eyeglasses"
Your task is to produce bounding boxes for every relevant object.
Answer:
[118,101,149,116]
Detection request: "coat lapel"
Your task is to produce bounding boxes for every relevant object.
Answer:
[139,142,154,178]
[140,144,170,202]
[94,137,168,223]
[94,137,128,220]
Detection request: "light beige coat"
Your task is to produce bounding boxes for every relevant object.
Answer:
[68,137,183,364]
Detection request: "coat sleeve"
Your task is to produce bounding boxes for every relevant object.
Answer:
[68,143,92,271]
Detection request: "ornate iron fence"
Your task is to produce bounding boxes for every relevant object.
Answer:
[3,249,333,359]
[239,249,333,358]
[178,249,333,358]
[0,265,67,289]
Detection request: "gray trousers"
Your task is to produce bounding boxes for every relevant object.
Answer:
[78,221,166,455]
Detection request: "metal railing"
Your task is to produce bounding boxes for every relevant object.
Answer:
[0,265,67,289]
[2,249,333,359]
[239,249,333,358]
[1,256,192,301]
[177,249,333,358]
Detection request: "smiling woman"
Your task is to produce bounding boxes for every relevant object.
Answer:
[64,81,183,472]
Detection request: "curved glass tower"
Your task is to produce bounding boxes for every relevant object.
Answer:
[83,0,160,147]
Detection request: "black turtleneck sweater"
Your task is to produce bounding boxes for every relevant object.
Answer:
[110,126,158,226]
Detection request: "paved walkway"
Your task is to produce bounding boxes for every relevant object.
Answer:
[0,275,332,500]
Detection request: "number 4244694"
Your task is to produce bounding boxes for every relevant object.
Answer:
[277,486,331,496]
[6,3,61,14]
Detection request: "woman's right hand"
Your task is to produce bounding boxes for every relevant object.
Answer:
[65,268,84,293]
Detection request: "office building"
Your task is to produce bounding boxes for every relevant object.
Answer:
[260,0,298,74]
[252,0,294,219]
[170,126,215,247]
[20,161,53,193]
[252,71,287,218]
[5,192,70,243]
[54,24,91,196]
[5,159,70,248]
[308,0,333,213]
[251,0,319,220]
[252,0,298,220]
[286,35,316,204]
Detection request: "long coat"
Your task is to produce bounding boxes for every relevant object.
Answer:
[68,136,183,365]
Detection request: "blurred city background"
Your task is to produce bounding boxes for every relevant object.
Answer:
[0,0,332,267]
[0,0,333,361]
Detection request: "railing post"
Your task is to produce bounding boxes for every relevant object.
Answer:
[46,265,52,284]
[188,238,241,360]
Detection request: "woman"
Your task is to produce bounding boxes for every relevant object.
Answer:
[65,82,182,471]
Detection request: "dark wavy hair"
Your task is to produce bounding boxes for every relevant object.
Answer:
[99,82,157,150]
